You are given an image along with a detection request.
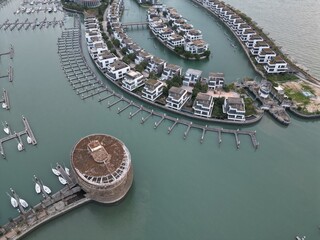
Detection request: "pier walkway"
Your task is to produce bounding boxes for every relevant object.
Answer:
[0,116,37,158]
[0,18,64,31]
[0,166,90,240]
[0,88,10,110]
[57,16,259,150]
[0,45,14,59]
[0,66,14,82]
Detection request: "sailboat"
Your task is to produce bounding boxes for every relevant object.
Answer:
[17,142,23,151]
[35,182,41,194]
[27,136,32,144]
[65,167,70,175]
[2,122,9,135]
[2,102,7,109]
[58,176,67,185]
[7,193,18,208]
[52,167,60,176]
[19,198,28,208]
[43,185,51,194]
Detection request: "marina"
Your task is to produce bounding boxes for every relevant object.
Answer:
[57,16,259,149]
[0,18,64,31]
[0,116,37,158]
[0,0,319,239]
[1,88,10,110]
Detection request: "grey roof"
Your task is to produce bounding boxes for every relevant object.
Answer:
[227,97,244,111]
[185,68,202,76]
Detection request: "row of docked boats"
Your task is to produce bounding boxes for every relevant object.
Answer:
[6,165,71,211]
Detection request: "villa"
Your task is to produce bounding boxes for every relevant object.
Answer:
[105,60,130,81]
[223,97,246,121]
[166,87,189,110]
[166,34,185,49]
[184,39,209,54]
[122,70,145,91]
[178,23,194,34]
[255,48,276,64]
[250,41,269,56]
[240,29,256,42]
[183,68,202,86]
[258,80,272,98]
[185,29,203,41]
[236,23,251,36]
[146,57,166,75]
[134,50,153,65]
[127,43,142,54]
[193,93,214,118]
[142,79,164,101]
[96,50,118,70]
[89,41,108,60]
[245,34,263,49]
[264,56,288,74]
[207,72,224,90]
[160,64,182,81]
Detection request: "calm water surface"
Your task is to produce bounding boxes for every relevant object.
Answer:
[0,0,319,239]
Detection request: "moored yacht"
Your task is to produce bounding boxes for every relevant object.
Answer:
[52,167,60,176]
[58,176,67,185]
[19,198,28,208]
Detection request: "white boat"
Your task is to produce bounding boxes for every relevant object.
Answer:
[27,136,32,144]
[17,143,23,151]
[48,7,52,13]
[52,168,60,176]
[43,185,51,194]
[3,126,9,135]
[58,176,67,185]
[10,196,18,208]
[19,198,28,208]
[53,7,57,12]
[2,102,7,109]
[35,182,41,194]
[26,8,31,14]
[30,1,34,5]
[65,167,70,175]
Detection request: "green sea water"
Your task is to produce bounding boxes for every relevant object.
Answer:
[0,0,319,239]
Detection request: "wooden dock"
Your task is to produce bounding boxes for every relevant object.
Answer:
[0,44,14,59]
[0,18,64,31]
[0,88,10,110]
[0,116,37,158]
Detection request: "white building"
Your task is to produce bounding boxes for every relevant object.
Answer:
[207,72,224,89]
[264,56,288,74]
[185,29,203,41]
[142,79,164,101]
[166,87,189,110]
[122,70,145,91]
[223,97,246,121]
[166,34,185,49]
[105,60,130,81]
[177,23,194,34]
[183,68,202,86]
[245,34,263,49]
[184,39,209,55]
[250,41,269,56]
[134,51,153,65]
[89,42,108,60]
[96,50,118,70]
[146,57,166,75]
[240,29,256,42]
[160,64,182,81]
[258,80,272,98]
[193,93,214,118]
[255,48,276,64]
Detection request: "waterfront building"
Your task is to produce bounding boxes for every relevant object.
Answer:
[159,28,174,42]
[185,29,203,41]
[105,60,130,81]
[142,79,164,101]
[127,43,142,55]
[85,30,102,44]
[223,97,246,121]
[183,68,202,86]
[71,0,101,8]
[246,34,263,49]
[122,70,145,91]
[227,14,241,27]
[222,10,234,22]
[85,23,99,31]
[213,3,224,14]
[240,29,256,42]
[193,93,214,118]
[207,72,224,89]
[120,38,134,49]
[166,34,185,49]
[173,18,187,28]
[236,23,251,36]
[231,18,245,31]
[251,41,269,55]
[134,50,153,65]
[89,42,108,60]
[166,87,189,110]
[160,64,182,81]
[184,39,209,54]
[258,80,272,98]
[71,134,133,204]
[255,48,276,64]
[97,50,118,70]
[178,23,194,34]
[84,18,98,27]
[136,0,158,5]
[146,57,166,75]
[264,56,288,74]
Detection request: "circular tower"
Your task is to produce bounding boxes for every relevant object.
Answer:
[71,134,133,204]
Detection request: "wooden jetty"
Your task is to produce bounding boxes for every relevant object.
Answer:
[0,116,37,158]
[57,17,260,150]
[0,66,14,82]
[1,88,10,110]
